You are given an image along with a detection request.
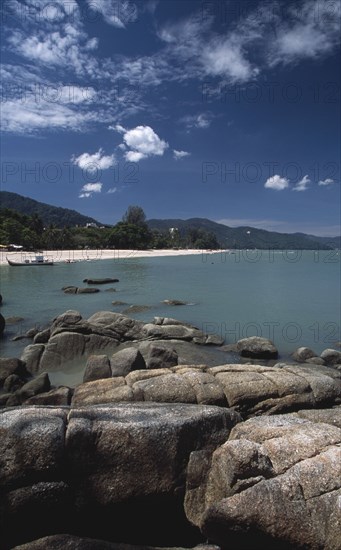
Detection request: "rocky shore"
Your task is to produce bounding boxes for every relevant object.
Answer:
[0,310,341,549]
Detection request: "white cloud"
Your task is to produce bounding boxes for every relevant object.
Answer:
[269,0,341,65]
[173,150,190,160]
[264,175,289,191]
[293,175,311,192]
[1,97,95,134]
[202,37,259,82]
[59,86,96,104]
[72,149,116,172]
[85,0,138,28]
[111,124,127,133]
[8,25,99,77]
[125,151,147,162]
[318,178,335,186]
[115,125,168,162]
[107,187,118,194]
[181,113,213,131]
[79,182,103,198]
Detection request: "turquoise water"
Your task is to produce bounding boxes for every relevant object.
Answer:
[0,250,340,360]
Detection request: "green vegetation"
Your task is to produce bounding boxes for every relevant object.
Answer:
[0,205,219,251]
[0,192,338,251]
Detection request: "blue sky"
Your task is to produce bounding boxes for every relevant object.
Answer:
[1,0,340,235]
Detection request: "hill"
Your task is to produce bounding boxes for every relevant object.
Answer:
[147,218,339,250]
[0,191,100,228]
[0,192,338,249]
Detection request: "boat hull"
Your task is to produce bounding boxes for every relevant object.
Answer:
[7,259,54,266]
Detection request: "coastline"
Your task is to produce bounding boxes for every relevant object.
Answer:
[0,248,222,266]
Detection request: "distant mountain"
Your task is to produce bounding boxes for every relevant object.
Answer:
[0,191,100,228]
[0,192,339,249]
[147,218,339,250]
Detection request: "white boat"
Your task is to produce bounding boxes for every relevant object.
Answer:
[7,254,54,266]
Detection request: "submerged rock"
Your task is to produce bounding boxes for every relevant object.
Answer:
[83,278,119,284]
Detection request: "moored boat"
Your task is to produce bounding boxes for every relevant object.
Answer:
[6,254,54,266]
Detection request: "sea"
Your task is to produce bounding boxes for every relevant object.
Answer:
[0,249,340,370]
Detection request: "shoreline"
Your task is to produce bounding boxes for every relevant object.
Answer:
[0,248,222,265]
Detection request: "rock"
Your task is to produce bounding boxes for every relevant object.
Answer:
[0,393,12,406]
[154,317,199,328]
[189,415,341,550]
[0,358,28,386]
[0,313,5,335]
[111,348,146,377]
[146,344,179,369]
[62,286,78,294]
[24,387,72,406]
[20,345,45,375]
[72,378,132,407]
[104,287,116,292]
[5,316,24,324]
[294,406,341,428]
[33,329,51,344]
[308,357,326,365]
[76,287,100,294]
[1,404,239,547]
[208,363,341,417]
[66,403,240,506]
[39,332,86,371]
[83,355,112,383]
[83,278,119,284]
[0,407,70,547]
[292,346,317,362]
[143,323,202,342]
[132,373,197,404]
[320,348,341,365]
[52,310,83,327]
[12,328,38,342]
[111,301,128,306]
[162,299,188,306]
[7,372,51,405]
[236,337,278,359]
[87,311,122,326]
[0,293,2,305]
[0,406,68,487]
[3,374,24,393]
[9,534,142,549]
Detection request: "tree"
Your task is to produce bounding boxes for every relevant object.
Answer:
[122,205,147,227]
[108,222,152,249]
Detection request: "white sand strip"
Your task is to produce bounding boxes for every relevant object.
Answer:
[0,248,225,265]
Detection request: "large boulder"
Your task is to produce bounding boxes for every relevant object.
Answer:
[209,363,341,416]
[111,347,146,377]
[146,344,179,369]
[185,415,341,550]
[292,346,317,362]
[83,355,112,383]
[0,404,240,547]
[39,333,86,371]
[6,373,51,406]
[24,387,72,406]
[65,404,240,506]
[20,345,45,375]
[236,337,278,359]
[320,348,341,365]
[0,358,28,386]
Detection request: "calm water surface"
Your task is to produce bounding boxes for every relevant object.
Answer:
[0,250,340,360]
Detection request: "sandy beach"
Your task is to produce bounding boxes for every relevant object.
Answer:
[0,248,221,265]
